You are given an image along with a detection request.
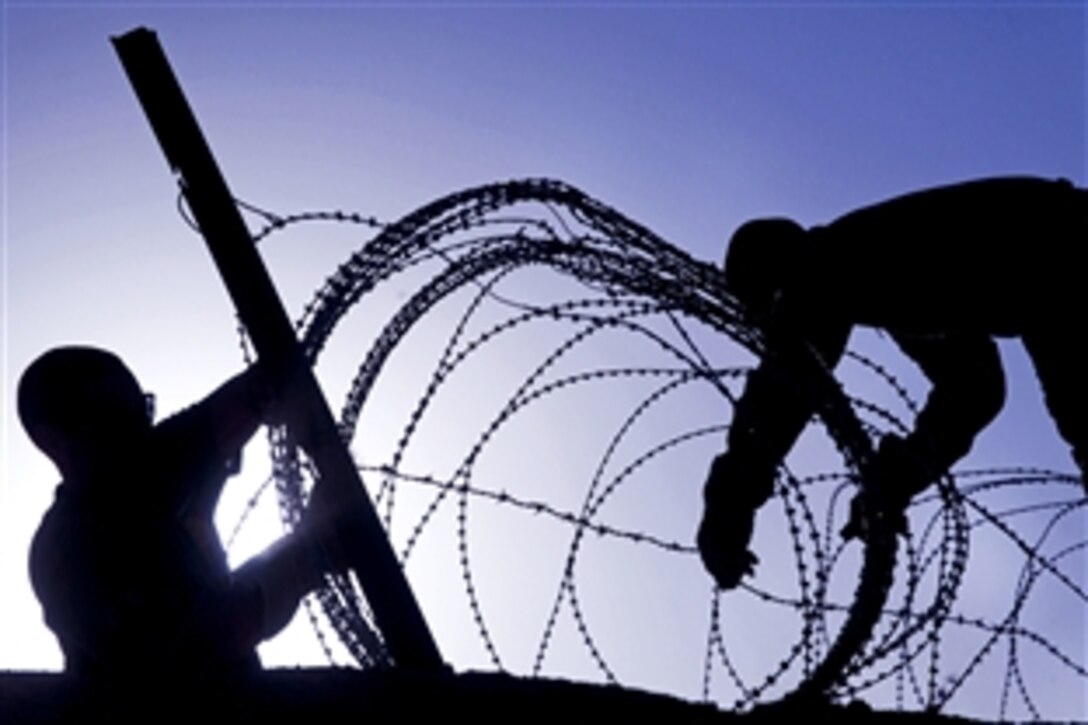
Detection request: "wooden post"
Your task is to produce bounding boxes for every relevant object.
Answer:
[111,27,443,671]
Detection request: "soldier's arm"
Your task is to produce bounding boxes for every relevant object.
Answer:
[715,307,851,508]
[891,332,1005,487]
[155,364,275,520]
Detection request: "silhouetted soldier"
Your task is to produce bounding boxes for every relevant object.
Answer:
[19,346,342,709]
[698,176,1087,590]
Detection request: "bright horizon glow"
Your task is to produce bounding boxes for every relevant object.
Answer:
[2,5,1085,720]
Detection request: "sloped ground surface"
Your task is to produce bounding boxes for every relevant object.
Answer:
[0,668,976,724]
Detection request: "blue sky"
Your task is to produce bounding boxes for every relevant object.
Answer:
[2,2,1085,719]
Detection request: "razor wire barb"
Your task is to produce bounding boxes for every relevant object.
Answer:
[218,179,1085,720]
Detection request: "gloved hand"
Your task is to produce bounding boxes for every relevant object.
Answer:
[697,452,774,590]
[840,434,933,542]
[839,489,907,542]
[697,505,758,590]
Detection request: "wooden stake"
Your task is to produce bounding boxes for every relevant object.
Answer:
[112,27,443,671]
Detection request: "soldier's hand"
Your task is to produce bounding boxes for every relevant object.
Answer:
[840,490,907,542]
[841,435,921,541]
[697,453,770,590]
[697,510,758,590]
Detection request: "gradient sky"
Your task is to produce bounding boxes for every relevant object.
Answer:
[2,2,1085,720]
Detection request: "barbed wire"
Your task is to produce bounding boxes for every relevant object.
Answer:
[223,179,1085,720]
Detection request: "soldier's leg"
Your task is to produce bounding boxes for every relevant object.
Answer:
[1022,329,1088,488]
